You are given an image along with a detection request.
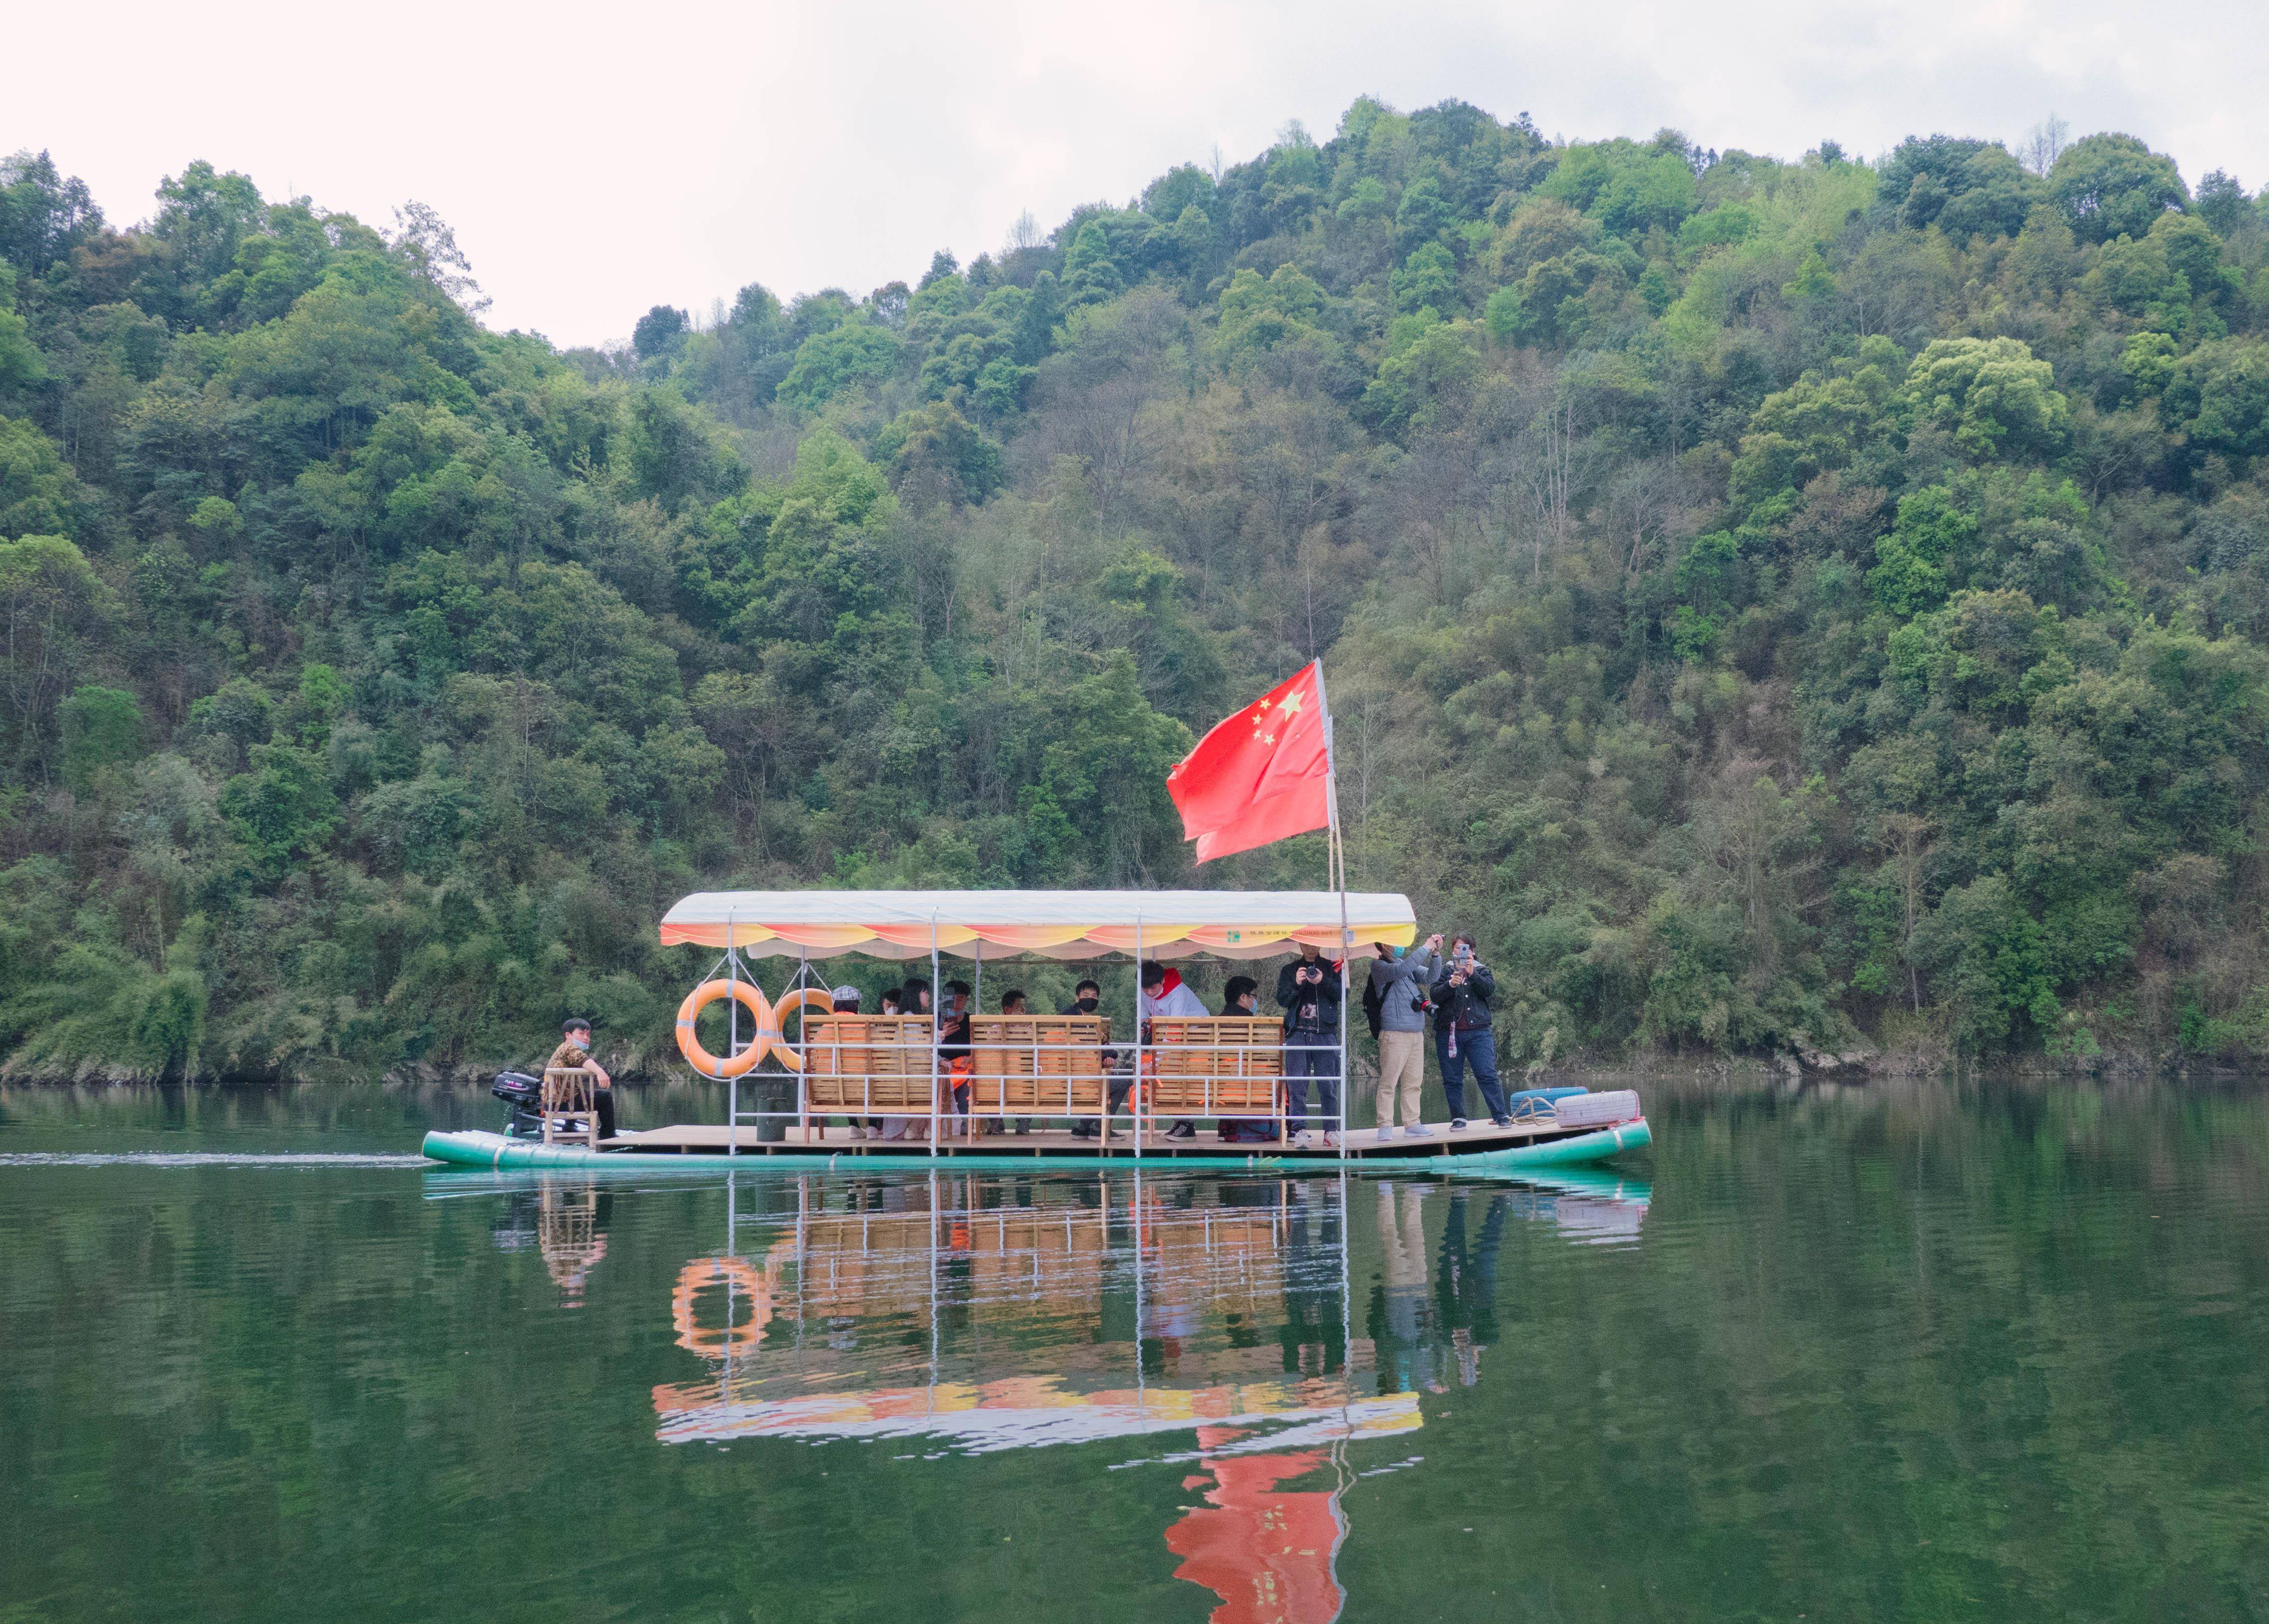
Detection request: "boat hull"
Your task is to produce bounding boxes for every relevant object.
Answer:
[420,1118,1650,1176]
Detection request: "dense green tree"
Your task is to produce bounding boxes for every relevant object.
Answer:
[7,107,2269,1080]
[2048,133,2191,243]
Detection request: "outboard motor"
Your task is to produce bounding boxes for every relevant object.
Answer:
[492,1071,548,1138]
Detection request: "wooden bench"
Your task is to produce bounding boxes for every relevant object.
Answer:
[801,1016,937,1115]
[541,1067,602,1148]
[968,1015,1113,1118]
[1144,1017,1285,1123]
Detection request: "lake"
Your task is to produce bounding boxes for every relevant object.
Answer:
[3,1072,2265,1621]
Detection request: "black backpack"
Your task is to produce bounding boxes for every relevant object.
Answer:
[1360,973,1384,1040]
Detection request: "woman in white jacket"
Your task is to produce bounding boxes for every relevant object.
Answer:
[1139,960,1209,1139]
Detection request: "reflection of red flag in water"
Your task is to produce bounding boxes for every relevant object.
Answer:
[1165,1431,1345,1624]
[1166,663,1333,863]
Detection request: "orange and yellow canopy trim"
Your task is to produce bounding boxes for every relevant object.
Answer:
[658,889,1417,961]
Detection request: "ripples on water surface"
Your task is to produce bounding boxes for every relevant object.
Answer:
[3,1074,2266,1622]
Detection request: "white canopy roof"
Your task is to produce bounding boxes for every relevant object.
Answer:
[658,889,1417,960]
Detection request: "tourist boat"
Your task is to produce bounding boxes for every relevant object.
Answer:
[419,889,1652,1175]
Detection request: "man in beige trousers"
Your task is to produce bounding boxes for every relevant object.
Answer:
[1369,934,1442,1140]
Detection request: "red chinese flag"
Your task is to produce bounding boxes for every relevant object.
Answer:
[1167,663,1332,863]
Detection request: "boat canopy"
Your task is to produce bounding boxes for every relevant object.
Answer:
[657,889,1417,960]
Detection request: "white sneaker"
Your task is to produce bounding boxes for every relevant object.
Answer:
[850,1123,869,1140]
[1377,1125,1397,1142]
[1324,1131,1340,1149]
[1291,1130,1313,1147]
[1404,1123,1435,1137]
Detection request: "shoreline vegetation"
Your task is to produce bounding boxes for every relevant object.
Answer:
[7,107,2269,1084]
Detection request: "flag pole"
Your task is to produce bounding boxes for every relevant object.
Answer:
[1314,659,1350,1160]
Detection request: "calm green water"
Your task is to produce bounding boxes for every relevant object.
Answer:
[4,1075,2267,1623]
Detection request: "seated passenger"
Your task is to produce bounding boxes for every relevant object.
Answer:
[878,983,931,1140]
[546,1017,616,1141]
[1140,960,1208,1140]
[1218,976,1276,1144]
[940,979,975,1124]
[993,988,1030,1134]
[832,985,879,1140]
[1066,980,1125,1140]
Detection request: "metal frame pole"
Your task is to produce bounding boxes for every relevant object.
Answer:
[928,914,941,1158]
[727,908,738,1158]
[1133,912,1145,1154]
[972,942,983,1140]
[1316,661,1351,1160]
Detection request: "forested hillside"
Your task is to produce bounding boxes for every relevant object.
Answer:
[6,104,2269,1081]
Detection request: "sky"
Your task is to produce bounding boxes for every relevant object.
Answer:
[9,0,2267,350]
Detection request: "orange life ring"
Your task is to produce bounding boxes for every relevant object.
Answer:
[673,1256,769,1356]
[675,982,834,1076]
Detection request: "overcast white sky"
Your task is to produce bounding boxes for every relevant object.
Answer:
[9,0,2265,349]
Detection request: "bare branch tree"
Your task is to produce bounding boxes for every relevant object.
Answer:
[2020,114,2070,178]
[389,201,491,317]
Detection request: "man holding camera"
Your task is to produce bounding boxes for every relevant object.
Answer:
[1274,943,1343,1147]
[1367,934,1442,1140]
[1431,933,1508,1128]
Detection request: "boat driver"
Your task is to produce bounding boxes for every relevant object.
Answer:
[546,1018,615,1141]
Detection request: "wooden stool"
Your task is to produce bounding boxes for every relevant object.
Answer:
[541,1067,601,1148]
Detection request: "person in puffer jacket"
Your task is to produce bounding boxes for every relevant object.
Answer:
[1367,935,1441,1139]
[1430,933,1507,1127]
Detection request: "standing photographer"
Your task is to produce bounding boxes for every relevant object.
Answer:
[1275,943,1343,1147]
[1368,934,1442,1140]
[1431,934,1507,1128]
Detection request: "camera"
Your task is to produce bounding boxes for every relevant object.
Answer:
[1411,994,1435,1014]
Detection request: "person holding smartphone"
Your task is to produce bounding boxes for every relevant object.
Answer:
[1274,943,1343,1147]
[1367,934,1443,1140]
[1430,933,1507,1128]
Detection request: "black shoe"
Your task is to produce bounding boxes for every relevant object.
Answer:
[1491,1116,1512,1128]
[1165,1121,1195,1140]
[1450,1118,1468,1131]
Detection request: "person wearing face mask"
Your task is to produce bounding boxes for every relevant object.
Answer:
[1063,980,1126,1140]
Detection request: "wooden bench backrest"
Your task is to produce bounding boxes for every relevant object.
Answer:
[541,1066,597,1111]
[1146,1017,1286,1112]
[968,1015,1112,1113]
[801,1016,937,1110]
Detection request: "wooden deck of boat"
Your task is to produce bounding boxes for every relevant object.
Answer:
[598,1117,1605,1162]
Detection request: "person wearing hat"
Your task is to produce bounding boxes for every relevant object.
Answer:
[830,985,879,1140]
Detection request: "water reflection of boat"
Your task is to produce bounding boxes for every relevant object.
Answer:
[489,1183,612,1307]
[651,1174,1420,1454]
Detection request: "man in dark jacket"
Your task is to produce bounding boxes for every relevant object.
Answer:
[1064,979,1127,1140]
[1430,933,1508,1127]
[1275,944,1344,1146]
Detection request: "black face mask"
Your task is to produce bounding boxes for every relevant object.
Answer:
[1073,997,1099,1014]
